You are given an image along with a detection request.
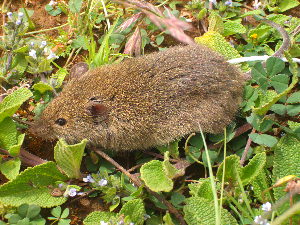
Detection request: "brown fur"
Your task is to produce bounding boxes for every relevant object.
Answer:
[31,45,244,151]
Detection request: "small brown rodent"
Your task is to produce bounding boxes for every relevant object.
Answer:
[31,45,244,151]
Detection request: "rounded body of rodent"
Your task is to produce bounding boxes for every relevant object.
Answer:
[32,45,244,151]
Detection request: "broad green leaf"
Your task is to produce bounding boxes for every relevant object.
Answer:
[251,169,272,202]
[0,117,17,150]
[118,199,145,225]
[183,197,238,225]
[273,133,300,218]
[240,152,266,185]
[286,104,300,116]
[278,0,300,12]
[32,82,53,94]
[286,92,300,104]
[266,57,285,76]
[51,206,62,218]
[271,104,286,115]
[50,67,68,88]
[249,133,278,147]
[0,162,68,207]
[0,158,21,180]
[54,139,87,179]
[208,11,224,33]
[163,212,175,225]
[83,211,116,225]
[163,152,182,179]
[223,21,246,36]
[253,52,299,115]
[195,31,241,60]
[240,9,264,17]
[188,179,214,200]
[157,140,179,158]
[216,155,240,185]
[9,133,25,157]
[140,160,173,192]
[68,0,83,13]
[270,74,289,93]
[26,204,41,219]
[0,88,32,123]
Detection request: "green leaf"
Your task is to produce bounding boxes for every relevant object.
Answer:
[286,92,300,104]
[32,82,53,94]
[83,211,116,225]
[223,21,246,36]
[0,117,17,150]
[157,140,179,158]
[216,154,240,185]
[118,199,145,225]
[273,134,300,216]
[163,152,182,179]
[266,57,285,76]
[156,35,164,45]
[188,179,214,200]
[26,204,41,219]
[61,208,69,218]
[68,0,83,13]
[277,0,300,12]
[195,31,242,60]
[251,169,272,202]
[286,104,300,116]
[271,104,286,115]
[270,74,289,93]
[183,197,238,225]
[0,158,21,180]
[240,152,266,185]
[9,133,25,157]
[140,160,173,192]
[54,139,87,179]
[249,133,278,147]
[0,162,68,207]
[0,88,32,123]
[51,206,62,218]
[208,11,224,33]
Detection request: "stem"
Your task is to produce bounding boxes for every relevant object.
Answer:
[219,128,226,220]
[101,0,111,30]
[271,201,300,225]
[93,148,187,225]
[199,126,220,225]
[24,23,69,35]
[240,128,256,166]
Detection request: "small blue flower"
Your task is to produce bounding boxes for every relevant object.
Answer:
[68,188,77,197]
[29,49,37,59]
[47,51,58,60]
[18,12,24,19]
[7,12,13,19]
[261,202,272,212]
[40,41,47,48]
[100,221,108,225]
[225,0,233,6]
[83,174,95,183]
[30,41,35,47]
[254,215,269,225]
[209,0,217,5]
[16,19,22,25]
[98,179,108,186]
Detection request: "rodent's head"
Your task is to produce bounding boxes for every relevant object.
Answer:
[30,82,110,145]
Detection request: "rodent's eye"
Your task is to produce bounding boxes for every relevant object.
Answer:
[55,118,67,126]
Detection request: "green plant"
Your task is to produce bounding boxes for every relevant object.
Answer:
[48,206,71,225]
[4,204,46,225]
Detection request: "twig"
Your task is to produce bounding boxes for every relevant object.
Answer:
[0,147,47,166]
[240,128,256,166]
[208,123,252,149]
[261,19,291,57]
[93,148,187,225]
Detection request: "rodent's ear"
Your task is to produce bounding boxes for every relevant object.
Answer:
[86,101,109,124]
[68,62,89,80]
